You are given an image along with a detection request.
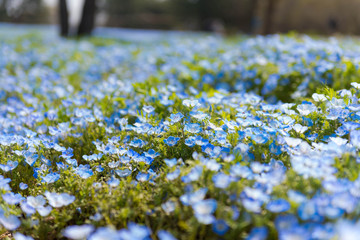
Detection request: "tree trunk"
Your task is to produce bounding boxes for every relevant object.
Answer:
[77,0,96,36]
[263,0,276,35]
[59,0,69,37]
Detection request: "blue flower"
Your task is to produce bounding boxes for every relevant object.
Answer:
[115,169,132,178]
[246,227,268,240]
[20,201,36,215]
[23,151,38,166]
[350,130,360,148]
[0,214,21,230]
[118,223,151,240]
[13,233,34,240]
[136,172,150,182]
[74,165,93,179]
[142,105,155,114]
[19,182,28,190]
[63,224,95,240]
[184,123,202,134]
[166,168,180,181]
[192,199,217,224]
[89,227,120,240]
[212,173,232,189]
[185,136,196,147]
[158,230,177,240]
[164,136,180,146]
[44,191,75,208]
[0,160,18,172]
[212,219,229,236]
[266,199,290,213]
[2,192,24,205]
[168,112,184,124]
[42,172,60,184]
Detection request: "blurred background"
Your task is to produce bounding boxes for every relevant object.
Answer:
[0,0,359,36]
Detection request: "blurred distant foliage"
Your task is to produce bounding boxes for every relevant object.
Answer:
[0,0,49,23]
[103,0,255,32]
[1,0,360,35]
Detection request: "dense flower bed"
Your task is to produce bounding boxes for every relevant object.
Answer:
[1,33,360,239]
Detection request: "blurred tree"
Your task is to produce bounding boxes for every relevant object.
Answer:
[0,0,47,23]
[263,0,278,34]
[59,0,68,36]
[77,0,96,35]
[58,0,96,37]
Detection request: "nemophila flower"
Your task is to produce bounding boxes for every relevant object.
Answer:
[351,82,360,89]
[288,190,307,204]
[144,149,160,158]
[329,137,348,145]
[37,205,52,217]
[185,136,196,147]
[27,195,46,208]
[292,123,308,134]
[164,158,177,167]
[157,230,177,240]
[0,214,21,231]
[142,105,155,114]
[183,99,201,108]
[181,165,203,183]
[83,153,103,161]
[66,158,78,167]
[190,111,209,121]
[202,144,222,158]
[136,172,150,182]
[107,177,120,187]
[23,151,38,166]
[0,175,11,191]
[251,134,268,144]
[212,173,232,189]
[164,136,180,146]
[74,165,94,179]
[42,172,60,184]
[266,199,290,213]
[0,160,18,172]
[203,159,221,171]
[180,188,207,206]
[246,227,268,240]
[312,93,327,102]
[20,201,36,215]
[108,161,120,169]
[269,142,282,155]
[166,168,180,181]
[62,224,95,240]
[335,219,360,240]
[161,200,176,214]
[44,191,75,208]
[19,182,28,190]
[230,164,253,179]
[184,123,202,134]
[350,130,360,148]
[297,102,317,115]
[13,233,34,240]
[88,227,120,240]
[120,223,152,240]
[115,169,132,177]
[2,192,24,205]
[283,137,302,147]
[192,199,217,224]
[168,112,184,125]
[61,148,74,159]
[212,219,229,236]
[327,108,350,120]
[129,138,147,148]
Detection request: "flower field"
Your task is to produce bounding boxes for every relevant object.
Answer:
[1,33,360,239]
